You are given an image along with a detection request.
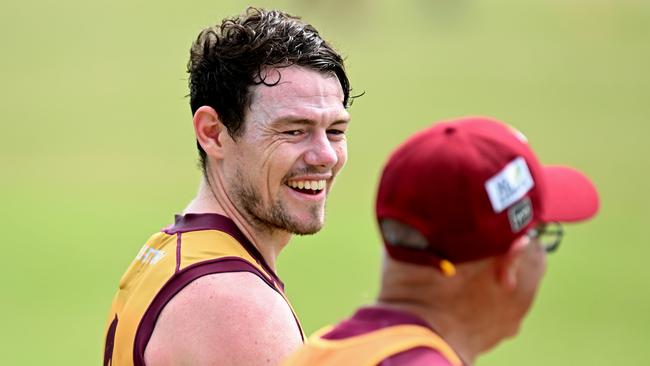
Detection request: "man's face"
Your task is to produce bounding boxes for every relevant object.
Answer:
[221,66,350,235]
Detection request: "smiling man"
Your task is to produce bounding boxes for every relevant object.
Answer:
[103,8,352,366]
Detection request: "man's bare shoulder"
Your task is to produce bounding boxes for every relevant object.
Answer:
[145,271,302,366]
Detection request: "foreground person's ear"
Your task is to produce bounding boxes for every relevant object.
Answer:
[496,235,531,290]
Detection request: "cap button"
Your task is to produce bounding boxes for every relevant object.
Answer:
[444,126,456,135]
[440,259,456,277]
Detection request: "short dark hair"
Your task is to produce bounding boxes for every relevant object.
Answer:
[187,7,352,175]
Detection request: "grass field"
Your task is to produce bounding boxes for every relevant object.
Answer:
[1,0,649,364]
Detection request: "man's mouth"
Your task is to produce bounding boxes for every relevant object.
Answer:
[286,179,326,195]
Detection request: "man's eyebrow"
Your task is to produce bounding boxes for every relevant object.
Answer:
[330,119,350,126]
[271,116,350,126]
[272,118,316,126]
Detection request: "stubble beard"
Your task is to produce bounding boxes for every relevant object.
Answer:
[230,172,325,235]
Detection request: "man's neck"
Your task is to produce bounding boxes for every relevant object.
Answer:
[375,266,499,365]
[183,178,291,271]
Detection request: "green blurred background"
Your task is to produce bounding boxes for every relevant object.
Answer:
[1,0,649,364]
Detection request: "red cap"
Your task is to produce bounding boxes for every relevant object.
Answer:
[376,117,599,271]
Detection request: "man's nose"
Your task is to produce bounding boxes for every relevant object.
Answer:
[304,131,338,169]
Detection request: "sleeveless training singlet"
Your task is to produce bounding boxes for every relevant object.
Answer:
[103,213,303,366]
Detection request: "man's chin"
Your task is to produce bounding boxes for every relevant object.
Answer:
[256,200,326,235]
[285,219,324,236]
[290,227,322,236]
[277,205,325,235]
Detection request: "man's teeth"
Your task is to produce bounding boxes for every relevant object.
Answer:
[288,180,326,190]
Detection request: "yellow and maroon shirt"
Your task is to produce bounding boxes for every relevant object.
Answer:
[283,307,463,366]
[103,213,303,366]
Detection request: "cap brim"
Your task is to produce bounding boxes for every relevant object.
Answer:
[540,166,599,223]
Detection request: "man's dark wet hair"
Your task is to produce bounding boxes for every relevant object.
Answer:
[187,7,353,176]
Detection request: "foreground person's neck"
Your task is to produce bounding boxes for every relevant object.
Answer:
[183,178,291,271]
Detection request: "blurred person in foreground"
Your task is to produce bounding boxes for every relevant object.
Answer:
[103,7,353,366]
[284,116,599,366]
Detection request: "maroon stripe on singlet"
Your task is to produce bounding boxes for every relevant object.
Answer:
[132,256,303,366]
[103,314,118,366]
[162,213,284,290]
[174,233,181,273]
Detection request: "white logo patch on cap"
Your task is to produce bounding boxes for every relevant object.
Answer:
[485,156,535,213]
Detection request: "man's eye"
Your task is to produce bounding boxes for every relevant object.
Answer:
[327,129,346,138]
[284,130,303,136]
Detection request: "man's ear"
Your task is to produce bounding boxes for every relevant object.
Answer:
[193,106,228,160]
[495,235,531,290]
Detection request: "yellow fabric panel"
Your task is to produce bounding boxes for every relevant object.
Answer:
[109,231,177,366]
[178,230,258,271]
[284,324,463,366]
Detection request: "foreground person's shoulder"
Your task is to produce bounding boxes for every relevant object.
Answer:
[145,272,303,366]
